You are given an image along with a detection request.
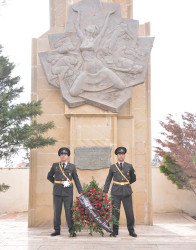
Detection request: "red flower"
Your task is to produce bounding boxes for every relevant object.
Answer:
[71,179,115,235]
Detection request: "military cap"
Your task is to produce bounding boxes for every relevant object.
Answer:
[115,147,127,155]
[58,147,70,156]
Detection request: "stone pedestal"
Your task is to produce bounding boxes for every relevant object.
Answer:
[28,0,152,226]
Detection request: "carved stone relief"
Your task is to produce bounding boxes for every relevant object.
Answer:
[39,0,154,112]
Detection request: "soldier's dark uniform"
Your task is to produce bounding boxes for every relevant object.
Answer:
[47,148,82,235]
[104,147,136,236]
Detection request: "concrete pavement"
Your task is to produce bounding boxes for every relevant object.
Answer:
[0,212,196,250]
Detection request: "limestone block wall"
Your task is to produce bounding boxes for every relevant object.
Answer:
[152,167,196,216]
[29,0,152,226]
[0,168,29,214]
[1,167,195,217]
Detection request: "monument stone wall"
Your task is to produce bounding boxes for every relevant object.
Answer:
[29,0,153,226]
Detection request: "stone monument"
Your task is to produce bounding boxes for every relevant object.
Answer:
[29,0,154,227]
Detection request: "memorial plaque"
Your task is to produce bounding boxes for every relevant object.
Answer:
[74,146,111,170]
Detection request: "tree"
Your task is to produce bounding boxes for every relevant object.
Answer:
[160,155,196,195]
[0,183,10,192]
[0,45,57,162]
[154,112,196,194]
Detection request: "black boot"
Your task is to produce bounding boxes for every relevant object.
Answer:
[110,229,118,237]
[69,232,77,237]
[110,233,117,237]
[112,225,119,236]
[50,231,60,236]
[129,230,137,237]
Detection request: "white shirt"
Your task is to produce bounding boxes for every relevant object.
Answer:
[61,162,68,168]
[118,161,124,167]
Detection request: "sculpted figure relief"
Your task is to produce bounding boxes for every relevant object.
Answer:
[70,9,125,97]
[39,0,154,112]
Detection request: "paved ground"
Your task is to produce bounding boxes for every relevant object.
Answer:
[0,212,196,250]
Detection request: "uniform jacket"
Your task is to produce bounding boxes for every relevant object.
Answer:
[47,162,82,196]
[104,162,136,196]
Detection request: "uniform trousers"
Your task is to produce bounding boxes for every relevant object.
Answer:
[53,195,73,232]
[112,194,135,233]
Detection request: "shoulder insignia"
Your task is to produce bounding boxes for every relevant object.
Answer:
[134,171,136,175]
[69,173,71,176]
[127,172,130,175]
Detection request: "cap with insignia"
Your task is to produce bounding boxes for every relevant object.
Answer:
[115,147,127,155]
[58,147,70,156]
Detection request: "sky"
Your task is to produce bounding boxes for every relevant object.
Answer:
[0,0,196,164]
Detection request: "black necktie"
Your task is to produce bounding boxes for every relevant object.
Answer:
[120,163,122,170]
[62,163,65,170]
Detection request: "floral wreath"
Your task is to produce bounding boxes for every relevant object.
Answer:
[71,178,119,236]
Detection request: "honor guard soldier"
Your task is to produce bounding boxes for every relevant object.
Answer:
[104,147,137,237]
[47,147,82,237]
